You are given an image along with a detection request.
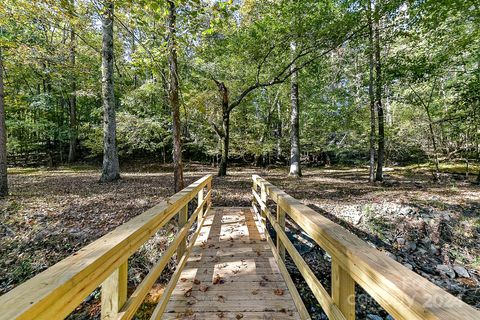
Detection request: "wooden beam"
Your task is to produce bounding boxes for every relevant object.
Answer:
[177,205,188,261]
[332,259,355,320]
[197,187,204,228]
[277,203,286,261]
[101,262,128,320]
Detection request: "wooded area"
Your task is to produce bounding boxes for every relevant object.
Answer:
[0,0,479,319]
[0,0,478,188]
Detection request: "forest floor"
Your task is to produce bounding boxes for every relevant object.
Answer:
[0,162,479,319]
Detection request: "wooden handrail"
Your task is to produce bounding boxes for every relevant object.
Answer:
[0,174,213,320]
[252,175,480,320]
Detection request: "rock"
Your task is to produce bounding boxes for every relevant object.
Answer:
[396,237,406,245]
[429,244,439,255]
[386,316,395,320]
[436,264,456,279]
[352,214,363,225]
[398,206,414,216]
[406,241,417,251]
[366,315,383,320]
[453,265,470,278]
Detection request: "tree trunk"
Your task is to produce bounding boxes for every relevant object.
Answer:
[167,0,184,192]
[0,48,8,197]
[367,1,376,183]
[374,7,384,182]
[276,99,282,161]
[289,42,302,177]
[218,111,229,176]
[68,16,77,163]
[100,0,120,182]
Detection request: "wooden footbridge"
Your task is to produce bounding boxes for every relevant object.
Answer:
[1,175,479,319]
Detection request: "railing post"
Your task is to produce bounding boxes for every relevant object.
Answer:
[260,183,267,228]
[177,205,188,261]
[197,187,204,229]
[332,259,355,320]
[101,261,128,320]
[276,203,286,261]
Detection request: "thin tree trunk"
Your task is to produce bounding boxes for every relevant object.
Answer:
[276,99,282,161]
[167,0,184,191]
[289,43,302,177]
[214,80,230,177]
[219,111,229,176]
[374,7,385,182]
[68,18,77,163]
[0,48,8,196]
[100,0,120,182]
[367,1,376,183]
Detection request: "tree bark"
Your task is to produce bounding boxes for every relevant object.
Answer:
[367,0,376,183]
[100,0,120,182]
[215,81,230,177]
[0,48,8,196]
[68,13,77,163]
[167,0,184,191]
[289,42,302,177]
[374,7,385,182]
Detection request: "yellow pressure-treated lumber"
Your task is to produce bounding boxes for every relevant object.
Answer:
[101,262,128,320]
[255,197,345,320]
[332,259,355,320]
[277,203,286,261]
[0,175,212,320]
[117,191,212,320]
[263,219,311,320]
[176,205,188,261]
[149,204,211,319]
[252,175,480,320]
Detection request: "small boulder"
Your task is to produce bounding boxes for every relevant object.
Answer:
[396,237,406,246]
[435,264,455,279]
[366,315,383,320]
[453,265,470,278]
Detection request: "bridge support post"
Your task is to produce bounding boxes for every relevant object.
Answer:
[101,261,128,320]
[260,185,267,231]
[197,188,204,229]
[177,205,188,261]
[276,204,286,261]
[332,259,355,320]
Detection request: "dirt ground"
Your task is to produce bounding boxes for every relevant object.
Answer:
[0,163,479,319]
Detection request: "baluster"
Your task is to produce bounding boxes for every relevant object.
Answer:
[276,203,286,261]
[177,205,188,261]
[101,261,128,320]
[332,259,355,320]
[197,187,204,229]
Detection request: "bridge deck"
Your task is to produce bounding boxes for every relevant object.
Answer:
[164,207,301,319]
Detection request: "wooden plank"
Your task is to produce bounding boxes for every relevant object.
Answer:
[197,187,204,228]
[252,175,480,320]
[101,262,128,320]
[332,259,355,320]
[0,174,212,320]
[162,312,300,320]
